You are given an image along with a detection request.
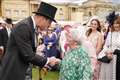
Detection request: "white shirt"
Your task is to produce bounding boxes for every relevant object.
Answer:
[31,16,38,47]
[6,27,11,37]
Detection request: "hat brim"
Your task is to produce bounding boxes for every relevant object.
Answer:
[33,12,57,23]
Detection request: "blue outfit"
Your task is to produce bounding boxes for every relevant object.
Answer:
[44,32,60,58]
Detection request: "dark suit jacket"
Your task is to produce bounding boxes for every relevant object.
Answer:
[0,17,47,80]
[0,28,8,54]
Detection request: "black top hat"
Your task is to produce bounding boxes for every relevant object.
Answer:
[33,2,57,23]
[5,18,12,24]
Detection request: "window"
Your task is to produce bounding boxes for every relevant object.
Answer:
[89,11,92,16]
[72,7,76,12]
[14,10,19,16]
[21,10,26,16]
[5,9,11,16]
[59,8,63,15]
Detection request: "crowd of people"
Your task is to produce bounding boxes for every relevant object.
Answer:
[0,1,120,80]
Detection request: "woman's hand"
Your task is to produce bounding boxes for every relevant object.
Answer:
[106,52,113,59]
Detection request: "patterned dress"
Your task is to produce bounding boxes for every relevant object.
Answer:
[59,46,92,80]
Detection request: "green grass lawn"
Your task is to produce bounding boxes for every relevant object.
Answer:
[32,67,59,80]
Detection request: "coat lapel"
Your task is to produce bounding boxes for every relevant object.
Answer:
[3,28,8,39]
[27,17,36,52]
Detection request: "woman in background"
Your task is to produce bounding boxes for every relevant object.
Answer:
[43,27,60,58]
[59,25,72,58]
[86,19,104,80]
[99,16,120,80]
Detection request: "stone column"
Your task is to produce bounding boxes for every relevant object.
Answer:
[0,0,1,16]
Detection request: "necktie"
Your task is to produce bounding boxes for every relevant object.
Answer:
[35,27,39,47]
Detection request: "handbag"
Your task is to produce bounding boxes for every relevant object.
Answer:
[98,55,112,63]
[98,32,113,63]
[113,49,120,55]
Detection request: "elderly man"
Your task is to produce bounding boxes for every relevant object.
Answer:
[0,2,59,80]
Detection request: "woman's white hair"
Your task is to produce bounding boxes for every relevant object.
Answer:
[68,28,82,45]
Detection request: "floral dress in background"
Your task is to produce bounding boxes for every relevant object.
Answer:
[59,46,92,80]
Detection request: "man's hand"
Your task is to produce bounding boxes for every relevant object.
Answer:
[106,52,113,59]
[48,57,61,66]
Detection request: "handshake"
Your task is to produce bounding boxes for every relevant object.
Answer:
[47,57,61,67]
[42,57,61,74]
[36,44,61,68]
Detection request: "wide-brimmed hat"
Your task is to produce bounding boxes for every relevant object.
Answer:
[33,2,57,23]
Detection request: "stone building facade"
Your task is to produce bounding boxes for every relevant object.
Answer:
[0,0,2,16]
[0,0,120,23]
[79,0,120,21]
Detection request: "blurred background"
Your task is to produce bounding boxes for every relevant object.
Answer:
[0,0,120,24]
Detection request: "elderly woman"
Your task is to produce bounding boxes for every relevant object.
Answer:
[59,28,92,80]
